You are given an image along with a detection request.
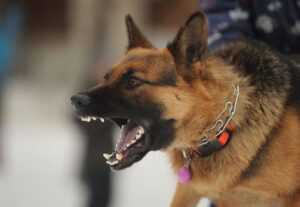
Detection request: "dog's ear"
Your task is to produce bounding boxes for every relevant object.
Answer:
[167,11,208,79]
[125,15,154,50]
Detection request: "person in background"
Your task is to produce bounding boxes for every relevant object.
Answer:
[76,116,113,207]
[0,0,24,166]
[199,0,300,53]
[198,0,300,206]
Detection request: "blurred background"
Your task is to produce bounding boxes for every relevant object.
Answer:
[0,0,211,206]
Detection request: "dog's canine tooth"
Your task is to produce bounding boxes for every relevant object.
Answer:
[131,139,136,144]
[136,133,142,139]
[100,118,105,122]
[91,117,97,121]
[116,153,123,160]
[139,127,145,134]
[103,153,113,160]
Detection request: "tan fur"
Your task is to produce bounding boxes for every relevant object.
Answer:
[170,107,300,207]
[105,44,300,206]
[166,54,300,206]
[94,13,300,207]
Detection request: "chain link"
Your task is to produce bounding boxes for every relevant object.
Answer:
[200,85,240,146]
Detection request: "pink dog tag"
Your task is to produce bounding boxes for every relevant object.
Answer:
[177,166,191,184]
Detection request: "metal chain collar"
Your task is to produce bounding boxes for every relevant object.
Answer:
[199,85,240,146]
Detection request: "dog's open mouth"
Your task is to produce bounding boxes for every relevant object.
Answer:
[79,116,151,170]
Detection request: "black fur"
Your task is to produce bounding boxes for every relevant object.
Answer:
[125,15,154,50]
[211,40,300,181]
[213,40,300,115]
[213,40,290,94]
[72,84,177,169]
[157,70,177,86]
[286,56,300,114]
[167,12,208,78]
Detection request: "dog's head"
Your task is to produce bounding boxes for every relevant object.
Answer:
[71,12,212,170]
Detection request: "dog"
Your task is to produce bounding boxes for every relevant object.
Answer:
[71,11,300,207]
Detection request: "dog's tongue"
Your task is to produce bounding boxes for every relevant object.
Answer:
[116,122,140,152]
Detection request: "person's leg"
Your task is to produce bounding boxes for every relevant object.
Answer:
[0,86,3,167]
[77,119,114,207]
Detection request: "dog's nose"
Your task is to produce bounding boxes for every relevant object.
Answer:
[71,93,93,106]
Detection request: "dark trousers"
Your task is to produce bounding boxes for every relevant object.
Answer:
[76,119,114,207]
[0,86,2,167]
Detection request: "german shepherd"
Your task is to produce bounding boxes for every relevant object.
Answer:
[71,11,300,207]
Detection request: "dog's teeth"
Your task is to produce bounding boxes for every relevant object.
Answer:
[100,118,105,122]
[103,153,113,160]
[106,160,118,166]
[91,117,97,121]
[139,127,145,134]
[131,139,136,144]
[126,143,130,147]
[111,160,118,165]
[82,117,89,122]
[136,134,141,139]
[81,117,91,122]
[116,153,123,160]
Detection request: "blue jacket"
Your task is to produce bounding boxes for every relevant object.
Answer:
[199,0,300,54]
[0,5,23,81]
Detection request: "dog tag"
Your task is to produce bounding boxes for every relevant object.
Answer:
[177,166,191,184]
[178,150,192,183]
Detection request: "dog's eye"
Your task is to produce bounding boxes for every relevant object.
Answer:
[127,77,141,88]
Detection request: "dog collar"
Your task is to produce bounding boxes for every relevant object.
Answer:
[196,85,239,156]
[195,123,234,157]
[177,85,239,184]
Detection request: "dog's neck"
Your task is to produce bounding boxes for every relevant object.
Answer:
[176,85,240,183]
[184,84,240,158]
